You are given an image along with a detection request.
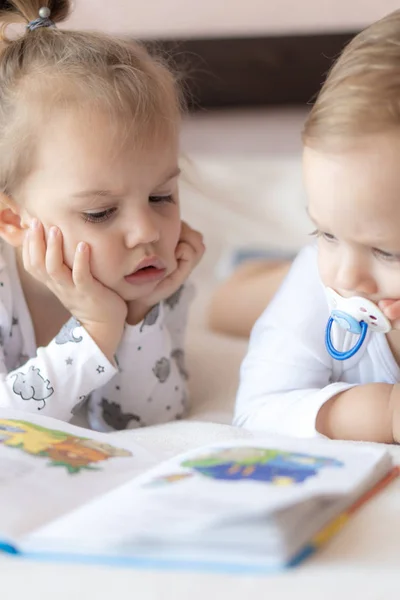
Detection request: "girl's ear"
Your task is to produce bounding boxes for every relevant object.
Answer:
[0,193,31,247]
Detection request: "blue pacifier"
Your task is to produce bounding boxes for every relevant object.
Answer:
[325,288,391,361]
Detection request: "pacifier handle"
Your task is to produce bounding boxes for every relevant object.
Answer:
[325,317,368,361]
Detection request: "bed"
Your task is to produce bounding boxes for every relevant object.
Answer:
[2,128,400,599]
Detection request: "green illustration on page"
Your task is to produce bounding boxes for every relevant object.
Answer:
[0,418,132,474]
[147,446,344,487]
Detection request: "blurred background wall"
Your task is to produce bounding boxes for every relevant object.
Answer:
[65,1,400,109]
[67,0,400,38]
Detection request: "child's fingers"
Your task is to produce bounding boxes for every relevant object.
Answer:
[22,228,31,270]
[71,242,93,288]
[179,223,205,260]
[178,222,204,250]
[179,235,205,269]
[175,241,192,261]
[378,299,396,309]
[45,227,71,285]
[180,221,203,245]
[192,234,206,262]
[174,242,196,280]
[190,231,205,255]
[379,299,400,321]
[27,219,46,276]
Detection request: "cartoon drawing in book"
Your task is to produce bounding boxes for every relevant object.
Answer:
[0,419,132,474]
[147,447,344,487]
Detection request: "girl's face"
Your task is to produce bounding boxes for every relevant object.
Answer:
[303,132,400,304]
[14,109,182,302]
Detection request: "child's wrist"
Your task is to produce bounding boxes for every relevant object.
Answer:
[81,321,123,365]
[389,384,400,443]
[126,301,155,326]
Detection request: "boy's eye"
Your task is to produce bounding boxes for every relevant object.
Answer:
[310,229,337,243]
[149,194,174,204]
[82,208,117,223]
[373,248,400,262]
[321,232,337,242]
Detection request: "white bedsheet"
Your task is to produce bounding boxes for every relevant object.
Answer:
[2,155,400,599]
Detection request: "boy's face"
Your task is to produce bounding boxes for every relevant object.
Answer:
[303,132,400,304]
[14,110,182,302]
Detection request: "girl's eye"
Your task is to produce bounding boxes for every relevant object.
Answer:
[82,208,117,223]
[373,248,400,263]
[149,194,174,204]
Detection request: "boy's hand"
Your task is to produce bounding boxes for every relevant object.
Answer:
[378,299,400,329]
[127,222,205,324]
[389,384,400,444]
[23,220,127,362]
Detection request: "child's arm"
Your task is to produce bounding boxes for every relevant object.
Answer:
[234,244,394,441]
[0,316,118,419]
[87,283,195,431]
[316,383,400,442]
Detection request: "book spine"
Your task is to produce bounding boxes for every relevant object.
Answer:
[287,466,400,568]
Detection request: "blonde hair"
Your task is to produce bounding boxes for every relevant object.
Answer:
[0,0,184,194]
[303,9,400,148]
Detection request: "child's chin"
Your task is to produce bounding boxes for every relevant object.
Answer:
[119,282,159,302]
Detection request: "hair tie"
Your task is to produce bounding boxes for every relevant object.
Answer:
[27,7,56,31]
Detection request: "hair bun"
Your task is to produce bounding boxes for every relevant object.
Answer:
[0,1,70,25]
[0,1,15,10]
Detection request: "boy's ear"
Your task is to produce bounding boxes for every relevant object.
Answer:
[0,193,30,248]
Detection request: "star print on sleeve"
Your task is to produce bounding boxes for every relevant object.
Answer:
[97,365,105,374]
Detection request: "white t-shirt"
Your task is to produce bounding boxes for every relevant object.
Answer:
[0,241,193,432]
[234,243,400,438]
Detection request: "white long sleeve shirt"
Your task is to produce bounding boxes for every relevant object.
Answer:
[0,241,193,432]
[234,243,400,438]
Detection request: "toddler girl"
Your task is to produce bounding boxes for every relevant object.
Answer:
[0,0,204,431]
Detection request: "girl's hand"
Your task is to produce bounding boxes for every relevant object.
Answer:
[127,222,205,324]
[23,219,127,362]
[378,299,400,330]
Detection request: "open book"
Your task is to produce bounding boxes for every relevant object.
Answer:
[0,409,397,573]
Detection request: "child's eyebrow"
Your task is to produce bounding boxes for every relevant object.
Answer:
[158,167,181,185]
[72,189,117,200]
[72,168,181,200]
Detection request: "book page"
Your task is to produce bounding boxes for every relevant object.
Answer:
[22,435,390,556]
[0,409,158,542]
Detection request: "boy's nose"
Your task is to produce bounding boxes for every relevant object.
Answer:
[334,256,377,297]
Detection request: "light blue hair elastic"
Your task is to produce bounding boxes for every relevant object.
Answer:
[26,6,55,31]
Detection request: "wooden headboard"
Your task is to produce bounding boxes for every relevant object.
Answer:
[147,31,357,109]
